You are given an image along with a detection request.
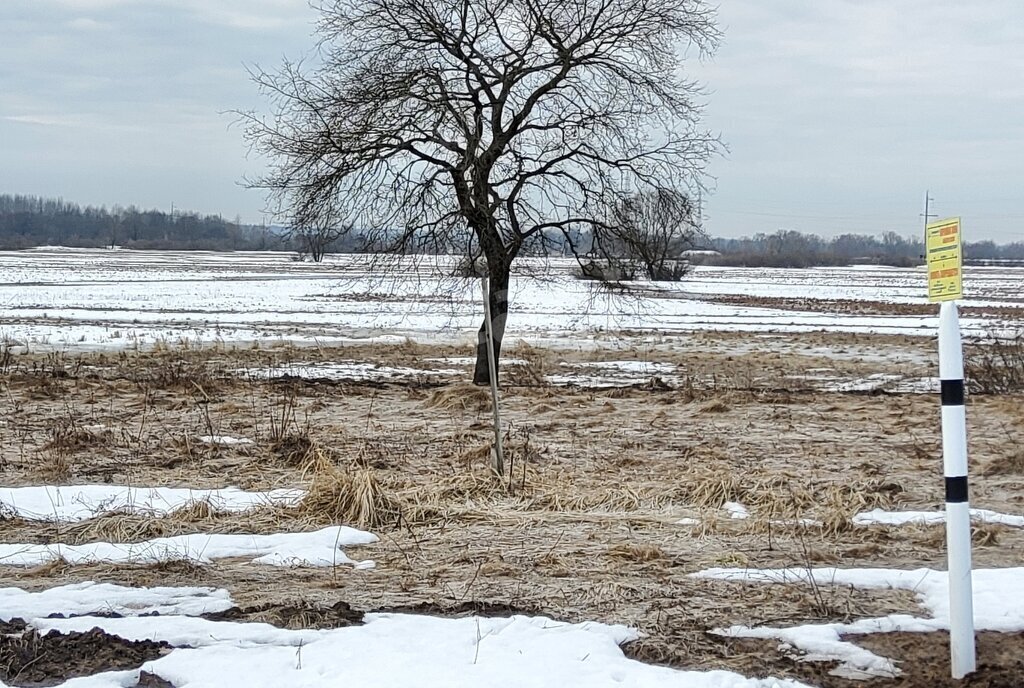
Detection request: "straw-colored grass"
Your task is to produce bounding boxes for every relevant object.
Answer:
[424,384,492,412]
[294,465,403,530]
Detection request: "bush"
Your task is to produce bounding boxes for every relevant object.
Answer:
[966,330,1024,394]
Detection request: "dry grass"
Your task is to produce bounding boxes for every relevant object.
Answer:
[424,384,492,412]
[294,465,403,530]
[606,543,667,563]
[966,330,1024,394]
[982,449,1024,476]
[5,335,1024,685]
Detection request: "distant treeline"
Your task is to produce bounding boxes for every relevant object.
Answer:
[705,230,1024,268]
[2,194,1021,267]
[0,194,284,251]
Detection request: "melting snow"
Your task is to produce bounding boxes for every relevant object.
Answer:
[240,362,462,382]
[693,566,1024,679]
[0,485,304,522]
[723,502,750,520]
[0,582,232,620]
[197,435,254,446]
[25,611,812,688]
[0,526,377,568]
[854,508,1024,528]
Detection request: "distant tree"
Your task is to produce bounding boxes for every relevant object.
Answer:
[592,189,704,280]
[242,0,720,384]
[287,210,351,263]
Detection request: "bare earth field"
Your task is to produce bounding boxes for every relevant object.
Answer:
[2,329,1023,686]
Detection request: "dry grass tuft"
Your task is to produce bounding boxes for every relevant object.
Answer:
[27,557,72,577]
[966,330,1024,394]
[982,450,1024,476]
[42,425,112,452]
[698,398,731,414]
[972,523,1005,547]
[673,471,746,510]
[606,543,667,563]
[272,433,335,475]
[296,465,403,530]
[35,448,73,482]
[63,511,171,544]
[457,441,493,466]
[60,500,232,544]
[906,522,1007,549]
[424,384,492,412]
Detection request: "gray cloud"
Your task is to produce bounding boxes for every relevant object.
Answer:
[1,0,1021,240]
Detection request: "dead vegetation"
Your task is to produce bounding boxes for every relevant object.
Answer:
[966,330,1024,394]
[2,334,1024,686]
[294,465,403,530]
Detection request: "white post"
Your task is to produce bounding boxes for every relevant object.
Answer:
[938,301,976,679]
[481,276,505,476]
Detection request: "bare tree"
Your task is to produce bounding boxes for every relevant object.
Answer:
[286,211,351,262]
[242,0,720,384]
[590,189,705,281]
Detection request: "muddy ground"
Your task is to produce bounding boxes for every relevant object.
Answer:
[0,330,1022,687]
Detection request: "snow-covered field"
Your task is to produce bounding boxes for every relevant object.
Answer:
[2,248,1023,686]
[1,248,1020,352]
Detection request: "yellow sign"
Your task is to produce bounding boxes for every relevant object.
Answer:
[926,217,963,302]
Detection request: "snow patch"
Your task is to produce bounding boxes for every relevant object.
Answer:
[197,435,254,446]
[30,612,812,688]
[240,361,462,382]
[854,507,1024,528]
[723,502,750,520]
[0,582,232,621]
[692,566,1024,678]
[0,485,304,522]
[0,526,377,568]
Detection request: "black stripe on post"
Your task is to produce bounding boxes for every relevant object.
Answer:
[946,476,969,503]
[941,379,965,407]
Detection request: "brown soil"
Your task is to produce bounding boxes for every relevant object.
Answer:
[0,628,170,687]
[699,293,1024,320]
[1,333,1023,685]
[204,600,363,629]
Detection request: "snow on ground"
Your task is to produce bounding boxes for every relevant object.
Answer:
[680,264,1023,309]
[0,526,377,568]
[790,373,940,394]
[545,360,681,388]
[692,566,1024,679]
[197,435,254,446]
[26,611,811,688]
[425,356,528,366]
[240,361,463,382]
[723,502,750,520]
[854,507,1024,528]
[1,249,1019,352]
[0,485,304,522]
[242,358,685,389]
[0,582,233,620]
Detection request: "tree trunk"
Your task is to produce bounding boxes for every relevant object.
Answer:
[472,267,510,386]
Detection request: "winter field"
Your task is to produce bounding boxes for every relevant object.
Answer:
[0,248,1023,687]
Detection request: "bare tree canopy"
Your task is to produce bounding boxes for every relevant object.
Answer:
[286,207,352,262]
[587,189,706,281]
[242,0,720,383]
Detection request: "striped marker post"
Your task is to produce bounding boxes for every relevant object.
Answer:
[938,300,976,679]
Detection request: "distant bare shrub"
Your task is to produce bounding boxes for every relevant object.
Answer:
[966,330,1024,394]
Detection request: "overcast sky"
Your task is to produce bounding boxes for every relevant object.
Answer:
[1,1,1022,241]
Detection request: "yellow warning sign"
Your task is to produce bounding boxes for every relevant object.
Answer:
[926,217,963,302]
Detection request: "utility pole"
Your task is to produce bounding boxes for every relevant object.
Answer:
[921,191,937,235]
[696,186,704,228]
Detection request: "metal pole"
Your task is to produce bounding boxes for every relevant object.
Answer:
[938,300,976,679]
[922,191,937,237]
[481,276,505,476]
